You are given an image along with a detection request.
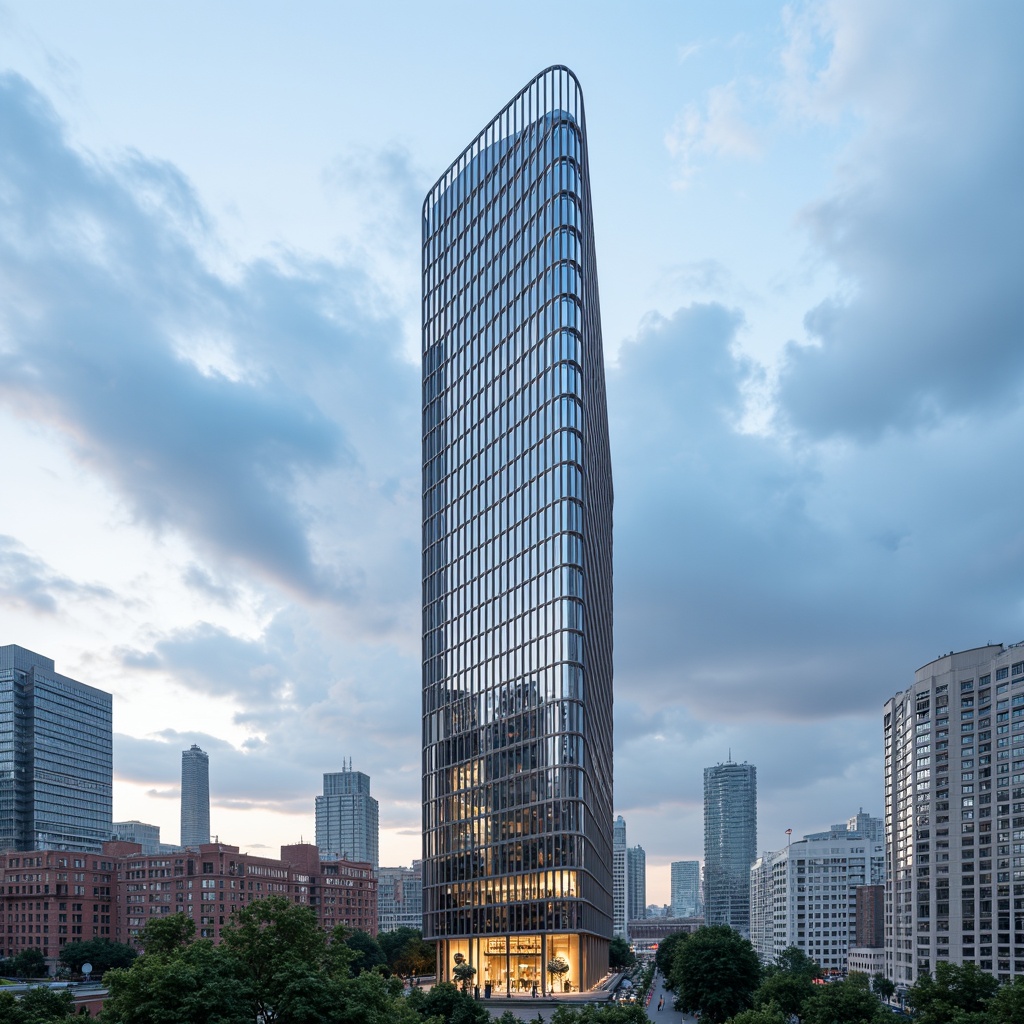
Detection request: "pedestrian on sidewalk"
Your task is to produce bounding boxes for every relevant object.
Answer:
[658,995,664,1011]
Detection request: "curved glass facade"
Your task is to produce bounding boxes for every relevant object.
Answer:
[422,66,613,994]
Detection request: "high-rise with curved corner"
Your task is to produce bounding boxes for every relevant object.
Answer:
[421,66,613,994]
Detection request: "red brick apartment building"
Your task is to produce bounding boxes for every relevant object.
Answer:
[2,841,376,969]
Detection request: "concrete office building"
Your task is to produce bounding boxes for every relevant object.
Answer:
[0,645,112,852]
[180,744,210,847]
[750,822,885,972]
[613,815,628,939]
[627,845,646,923]
[315,766,379,867]
[421,67,614,993]
[378,863,424,933]
[671,860,701,919]
[884,644,1024,989]
[704,759,757,936]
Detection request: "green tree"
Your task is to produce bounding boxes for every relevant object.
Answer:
[219,895,338,1023]
[729,1004,788,1024]
[547,955,570,992]
[667,925,760,1024]
[608,936,635,971]
[342,929,388,975]
[12,946,47,978]
[452,961,476,993]
[654,932,686,980]
[754,970,814,1020]
[0,986,76,1022]
[392,935,433,980]
[768,946,820,980]
[907,961,1000,1024]
[802,973,890,1024]
[101,939,251,1024]
[990,976,1024,1024]
[550,1003,649,1023]
[871,972,896,1003]
[138,913,196,954]
[415,980,490,1024]
[60,938,137,976]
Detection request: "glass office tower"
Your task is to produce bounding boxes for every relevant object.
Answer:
[0,645,112,852]
[703,759,757,937]
[422,66,613,994]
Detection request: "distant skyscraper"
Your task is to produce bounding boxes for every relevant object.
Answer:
[421,66,614,994]
[315,766,379,867]
[180,744,210,847]
[703,758,757,937]
[613,816,628,938]
[885,644,1024,989]
[626,845,646,923]
[670,860,701,918]
[0,645,112,852]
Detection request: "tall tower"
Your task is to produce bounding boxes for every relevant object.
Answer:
[703,759,757,937]
[884,644,1024,990]
[626,845,646,924]
[0,645,112,852]
[421,66,613,994]
[613,815,628,938]
[180,744,210,847]
[670,860,700,918]
[315,765,379,867]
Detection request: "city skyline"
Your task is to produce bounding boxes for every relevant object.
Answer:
[0,2,1020,905]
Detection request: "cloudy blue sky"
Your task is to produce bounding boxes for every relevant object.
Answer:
[1,0,1021,903]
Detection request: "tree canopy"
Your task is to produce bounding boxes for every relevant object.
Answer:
[101,894,495,1024]
[907,961,1001,1024]
[59,937,137,976]
[608,936,635,971]
[663,925,760,1024]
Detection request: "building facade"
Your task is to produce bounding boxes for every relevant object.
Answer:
[626,845,646,924]
[671,860,701,919]
[750,823,885,972]
[0,645,112,852]
[180,744,210,848]
[113,820,162,855]
[421,66,614,994]
[378,863,424,934]
[315,767,379,867]
[855,883,884,948]
[704,759,757,936]
[884,644,1024,990]
[613,815,628,938]
[0,839,377,970]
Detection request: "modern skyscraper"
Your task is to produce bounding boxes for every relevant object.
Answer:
[670,860,701,919]
[315,766,379,867]
[613,815,628,938]
[180,744,210,847]
[703,759,757,937]
[884,644,1024,990]
[113,820,162,854]
[0,645,112,852]
[626,845,646,924]
[421,66,614,994]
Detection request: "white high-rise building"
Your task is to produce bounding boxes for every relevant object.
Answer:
[627,845,646,923]
[378,863,423,934]
[613,815,628,938]
[884,644,1024,990]
[671,860,701,919]
[749,823,885,972]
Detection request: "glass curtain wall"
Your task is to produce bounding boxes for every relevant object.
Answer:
[422,66,613,994]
